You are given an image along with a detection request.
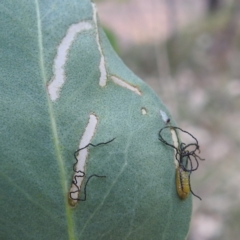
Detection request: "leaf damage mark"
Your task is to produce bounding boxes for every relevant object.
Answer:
[160,110,170,124]
[111,75,142,96]
[92,3,107,87]
[141,108,147,115]
[68,113,98,207]
[47,21,93,101]
[170,128,179,169]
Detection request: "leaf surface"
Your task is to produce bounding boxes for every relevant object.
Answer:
[0,1,191,239]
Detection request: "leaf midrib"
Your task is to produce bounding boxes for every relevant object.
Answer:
[34,0,75,239]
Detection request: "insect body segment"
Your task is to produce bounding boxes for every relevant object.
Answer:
[176,167,190,200]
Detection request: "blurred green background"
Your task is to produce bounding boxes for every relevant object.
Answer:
[95,0,240,239]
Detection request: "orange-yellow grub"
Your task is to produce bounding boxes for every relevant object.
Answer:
[176,167,190,200]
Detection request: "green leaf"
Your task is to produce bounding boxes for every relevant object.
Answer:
[0,1,191,239]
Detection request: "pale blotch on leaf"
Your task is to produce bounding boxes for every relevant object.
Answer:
[111,75,142,96]
[47,21,93,101]
[141,108,147,115]
[69,113,98,207]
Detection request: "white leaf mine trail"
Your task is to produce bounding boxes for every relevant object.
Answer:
[69,114,98,204]
[47,21,93,101]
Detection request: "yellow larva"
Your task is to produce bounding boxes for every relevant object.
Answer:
[176,167,190,200]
